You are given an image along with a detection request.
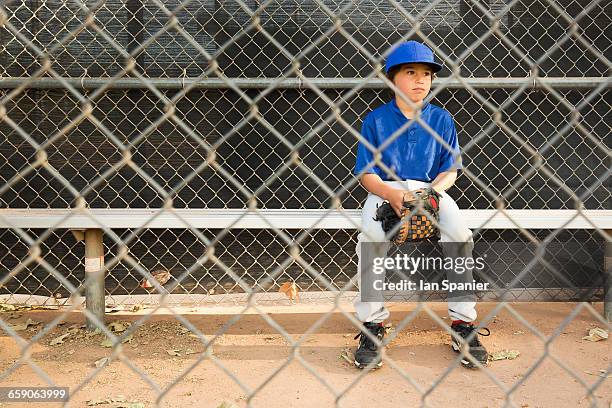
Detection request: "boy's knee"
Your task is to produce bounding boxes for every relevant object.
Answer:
[359,226,387,243]
[441,227,473,243]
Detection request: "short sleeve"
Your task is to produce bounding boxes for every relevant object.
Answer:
[353,114,382,177]
[438,113,462,172]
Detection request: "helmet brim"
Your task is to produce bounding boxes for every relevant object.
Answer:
[386,60,443,74]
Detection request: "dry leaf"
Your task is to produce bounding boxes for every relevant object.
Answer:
[185,349,197,355]
[25,318,41,328]
[140,269,171,290]
[87,396,128,406]
[87,399,111,406]
[166,349,181,356]
[100,338,113,348]
[216,402,238,408]
[278,282,299,302]
[9,318,41,331]
[121,334,133,344]
[50,333,71,346]
[108,321,129,333]
[0,304,16,312]
[87,328,102,337]
[100,334,132,348]
[116,403,144,408]
[94,357,110,368]
[339,348,354,365]
[132,304,142,312]
[29,305,59,311]
[582,327,608,342]
[490,349,520,361]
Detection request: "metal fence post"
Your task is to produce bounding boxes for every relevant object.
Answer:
[605,230,611,322]
[84,229,105,331]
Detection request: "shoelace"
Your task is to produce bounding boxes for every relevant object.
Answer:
[354,325,384,351]
[453,324,490,346]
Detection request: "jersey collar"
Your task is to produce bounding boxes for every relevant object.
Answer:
[390,97,430,121]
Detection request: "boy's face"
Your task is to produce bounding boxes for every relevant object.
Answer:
[392,63,433,104]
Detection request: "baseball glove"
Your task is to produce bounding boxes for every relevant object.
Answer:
[374,188,441,244]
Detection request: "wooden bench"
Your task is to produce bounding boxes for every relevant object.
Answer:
[1,208,610,327]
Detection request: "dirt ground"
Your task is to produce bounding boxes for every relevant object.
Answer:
[0,302,610,408]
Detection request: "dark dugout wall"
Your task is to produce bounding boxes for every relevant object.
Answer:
[0,1,608,299]
[0,0,608,210]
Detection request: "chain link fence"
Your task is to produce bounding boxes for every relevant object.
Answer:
[0,0,610,406]
[0,0,609,306]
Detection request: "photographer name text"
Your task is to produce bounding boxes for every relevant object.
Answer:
[373,279,489,292]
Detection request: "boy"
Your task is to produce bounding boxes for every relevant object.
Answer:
[352,41,489,369]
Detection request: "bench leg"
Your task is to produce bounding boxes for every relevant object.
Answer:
[84,229,105,331]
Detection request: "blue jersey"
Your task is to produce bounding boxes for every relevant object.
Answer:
[354,99,462,182]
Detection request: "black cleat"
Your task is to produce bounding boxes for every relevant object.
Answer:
[450,321,490,368]
[354,322,385,369]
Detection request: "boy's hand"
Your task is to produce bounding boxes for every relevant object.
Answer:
[385,188,415,217]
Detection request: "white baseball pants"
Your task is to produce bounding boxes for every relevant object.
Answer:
[353,180,477,323]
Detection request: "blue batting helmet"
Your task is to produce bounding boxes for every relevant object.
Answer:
[385,41,443,73]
